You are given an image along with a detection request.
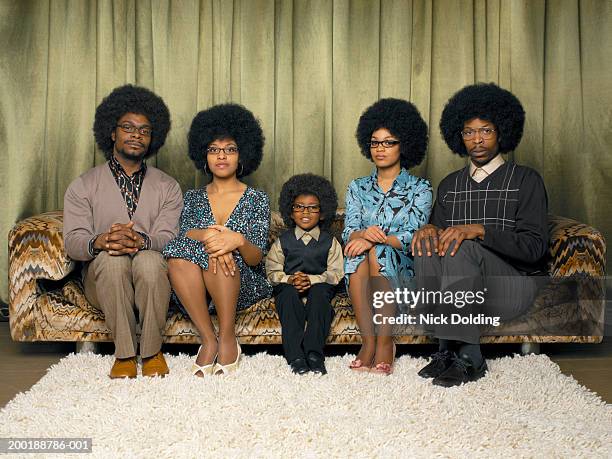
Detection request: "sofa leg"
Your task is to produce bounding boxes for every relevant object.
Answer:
[520,342,540,355]
[76,341,98,354]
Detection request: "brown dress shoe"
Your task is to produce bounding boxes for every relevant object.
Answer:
[109,357,137,379]
[142,351,169,377]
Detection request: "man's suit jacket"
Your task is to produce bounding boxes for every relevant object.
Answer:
[63,162,183,261]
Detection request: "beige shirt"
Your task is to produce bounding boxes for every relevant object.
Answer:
[469,155,505,183]
[64,162,183,261]
[266,226,344,286]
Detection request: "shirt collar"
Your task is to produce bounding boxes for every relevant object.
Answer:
[469,154,505,178]
[294,225,320,241]
[369,167,410,189]
[109,155,147,178]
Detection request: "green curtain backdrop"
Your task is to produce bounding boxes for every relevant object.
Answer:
[1,0,611,304]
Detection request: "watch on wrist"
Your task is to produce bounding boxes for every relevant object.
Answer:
[89,235,102,257]
[137,232,149,250]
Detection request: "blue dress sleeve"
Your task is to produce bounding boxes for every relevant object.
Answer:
[342,180,363,244]
[244,191,270,253]
[391,179,433,251]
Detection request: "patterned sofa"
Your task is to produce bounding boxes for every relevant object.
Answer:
[8,211,606,352]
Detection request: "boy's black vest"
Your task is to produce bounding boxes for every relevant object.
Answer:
[279,228,333,275]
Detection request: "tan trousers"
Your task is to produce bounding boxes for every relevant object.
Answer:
[83,251,170,359]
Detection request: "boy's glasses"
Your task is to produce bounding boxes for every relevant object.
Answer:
[292,204,320,213]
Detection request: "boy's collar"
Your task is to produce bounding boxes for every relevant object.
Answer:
[294,225,321,241]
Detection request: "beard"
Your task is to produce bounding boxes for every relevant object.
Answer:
[115,144,148,162]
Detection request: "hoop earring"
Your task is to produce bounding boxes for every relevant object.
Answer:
[203,162,209,174]
[238,162,244,177]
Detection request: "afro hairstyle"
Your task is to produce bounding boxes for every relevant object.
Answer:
[188,103,264,178]
[439,82,525,156]
[93,84,171,159]
[355,98,428,169]
[279,173,338,230]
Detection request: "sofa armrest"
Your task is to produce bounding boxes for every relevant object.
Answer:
[548,215,606,277]
[8,211,75,339]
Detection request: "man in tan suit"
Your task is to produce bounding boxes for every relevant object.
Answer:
[64,85,183,379]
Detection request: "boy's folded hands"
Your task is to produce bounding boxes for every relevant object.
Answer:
[288,271,311,293]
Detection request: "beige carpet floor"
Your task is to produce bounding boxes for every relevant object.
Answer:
[0,352,611,458]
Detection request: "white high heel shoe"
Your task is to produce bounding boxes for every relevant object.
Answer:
[214,339,242,375]
[191,345,217,377]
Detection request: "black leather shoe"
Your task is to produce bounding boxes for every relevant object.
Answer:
[418,350,456,379]
[306,352,327,375]
[289,358,310,375]
[432,353,488,387]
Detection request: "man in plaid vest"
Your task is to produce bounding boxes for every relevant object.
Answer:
[411,83,548,387]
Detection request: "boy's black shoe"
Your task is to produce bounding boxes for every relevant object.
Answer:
[432,353,488,387]
[417,350,456,379]
[289,358,310,375]
[306,352,327,375]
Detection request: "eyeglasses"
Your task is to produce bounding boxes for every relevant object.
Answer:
[116,123,152,136]
[292,204,321,213]
[206,146,239,156]
[367,140,400,149]
[461,127,496,140]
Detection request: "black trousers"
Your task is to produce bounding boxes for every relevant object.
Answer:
[273,282,335,362]
[414,240,538,344]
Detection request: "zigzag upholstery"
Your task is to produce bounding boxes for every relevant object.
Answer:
[8,211,606,345]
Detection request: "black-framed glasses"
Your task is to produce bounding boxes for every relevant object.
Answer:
[367,140,400,149]
[292,204,321,213]
[461,127,496,140]
[116,123,152,136]
[206,146,239,156]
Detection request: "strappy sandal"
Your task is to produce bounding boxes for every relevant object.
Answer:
[214,339,242,375]
[349,346,376,372]
[191,345,217,377]
[349,356,375,372]
[370,342,396,376]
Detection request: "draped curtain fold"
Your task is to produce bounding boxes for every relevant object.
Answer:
[1,0,610,302]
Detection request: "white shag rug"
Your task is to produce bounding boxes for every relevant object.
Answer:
[1,352,611,458]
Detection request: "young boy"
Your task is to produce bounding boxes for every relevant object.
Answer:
[266,174,344,375]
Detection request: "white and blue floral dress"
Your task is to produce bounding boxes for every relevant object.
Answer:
[342,168,432,287]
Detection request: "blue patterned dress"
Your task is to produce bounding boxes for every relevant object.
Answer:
[163,187,272,312]
[342,168,432,287]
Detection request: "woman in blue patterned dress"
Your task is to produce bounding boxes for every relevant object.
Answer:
[163,104,271,376]
[344,99,432,374]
